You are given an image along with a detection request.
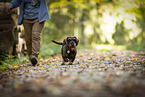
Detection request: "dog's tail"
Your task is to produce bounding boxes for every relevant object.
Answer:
[51,40,63,45]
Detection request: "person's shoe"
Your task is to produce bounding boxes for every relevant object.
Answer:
[31,56,39,66]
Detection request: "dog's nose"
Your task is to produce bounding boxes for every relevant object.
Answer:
[71,42,74,46]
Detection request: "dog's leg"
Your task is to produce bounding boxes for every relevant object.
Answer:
[68,55,76,65]
[61,60,65,65]
[68,58,74,65]
[68,61,73,65]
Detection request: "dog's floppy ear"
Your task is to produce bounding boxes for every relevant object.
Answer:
[76,38,79,46]
[63,39,67,46]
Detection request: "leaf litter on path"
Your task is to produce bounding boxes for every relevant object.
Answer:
[0,49,145,97]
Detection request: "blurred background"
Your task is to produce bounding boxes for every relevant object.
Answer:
[1,0,145,58]
[40,0,145,57]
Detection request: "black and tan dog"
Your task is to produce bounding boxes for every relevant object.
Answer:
[51,36,79,65]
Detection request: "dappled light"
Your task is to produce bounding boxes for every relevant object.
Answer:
[91,44,126,51]
[40,0,145,53]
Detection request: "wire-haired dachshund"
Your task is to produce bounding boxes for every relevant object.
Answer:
[51,36,79,65]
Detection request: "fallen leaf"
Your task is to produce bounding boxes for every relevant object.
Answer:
[39,58,43,61]
[89,66,94,69]
[13,82,20,88]
[87,59,90,62]
[55,56,59,59]
[41,67,45,70]
[14,66,19,68]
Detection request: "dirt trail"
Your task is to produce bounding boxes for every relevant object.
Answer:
[0,49,145,97]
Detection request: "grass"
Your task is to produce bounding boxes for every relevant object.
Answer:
[0,55,28,70]
[40,43,61,58]
[127,44,145,52]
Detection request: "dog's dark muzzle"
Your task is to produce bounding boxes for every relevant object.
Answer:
[71,42,74,46]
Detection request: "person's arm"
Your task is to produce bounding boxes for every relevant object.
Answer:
[8,0,22,11]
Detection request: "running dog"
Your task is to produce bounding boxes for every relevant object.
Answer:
[51,36,79,65]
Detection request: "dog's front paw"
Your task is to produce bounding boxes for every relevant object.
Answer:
[68,62,73,65]
[61,61,65,65]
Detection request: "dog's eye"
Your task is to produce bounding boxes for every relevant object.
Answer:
[73,39,76,41]
[67,39,71,42]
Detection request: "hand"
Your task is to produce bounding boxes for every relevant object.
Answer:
[8,5,12,13]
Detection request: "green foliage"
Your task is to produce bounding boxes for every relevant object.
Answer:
[113,21,130,45]
[44,0,145,52]
[0,56,28,70]
[40,43,61,58]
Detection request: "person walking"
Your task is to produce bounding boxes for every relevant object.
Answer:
[8,0,50,66]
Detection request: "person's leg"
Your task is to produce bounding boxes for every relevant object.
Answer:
[32,20,45,58]
[23,19,33,60]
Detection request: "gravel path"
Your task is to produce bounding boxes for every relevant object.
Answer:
[0,49,145,97]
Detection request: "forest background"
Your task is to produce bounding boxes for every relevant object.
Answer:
[4,0,145,58]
